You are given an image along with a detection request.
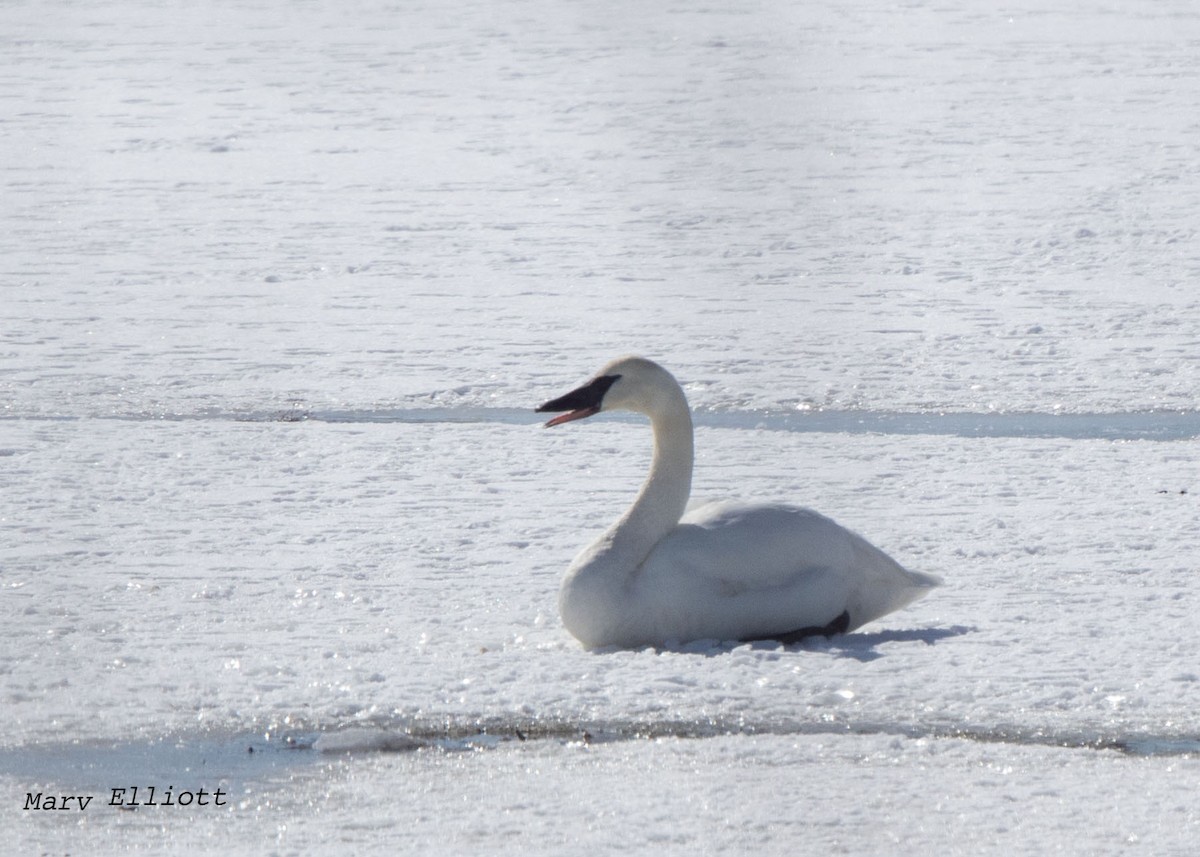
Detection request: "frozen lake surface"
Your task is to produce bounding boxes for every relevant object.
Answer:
[3,0,1199,853]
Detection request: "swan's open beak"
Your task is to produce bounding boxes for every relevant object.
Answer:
[540,406,599,428]
[536,374,621,428]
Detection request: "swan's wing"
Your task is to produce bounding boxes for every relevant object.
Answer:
[640,501,937,638]
[668,501,861,588]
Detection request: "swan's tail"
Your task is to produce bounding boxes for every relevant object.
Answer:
[848,536,942,629]
[906,568,943,589]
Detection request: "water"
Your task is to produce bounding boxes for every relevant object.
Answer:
[12,406,1200,442]
[314,407,1200,441]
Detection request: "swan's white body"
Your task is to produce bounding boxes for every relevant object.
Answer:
[538,356,940,649]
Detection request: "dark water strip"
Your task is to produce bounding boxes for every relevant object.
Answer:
[1,717,1194,793]
[336,715,1200,758]
[299,406,1200,441]
[6,408,1200,441]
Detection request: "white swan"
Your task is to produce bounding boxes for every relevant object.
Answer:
[537,356,940,649]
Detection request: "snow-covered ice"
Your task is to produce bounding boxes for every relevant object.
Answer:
[2,0,1199,853]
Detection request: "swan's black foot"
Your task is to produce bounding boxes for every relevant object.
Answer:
[745,610,851,645]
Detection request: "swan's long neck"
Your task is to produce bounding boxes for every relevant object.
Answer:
[558,368,694,647]
[603,393,694,574]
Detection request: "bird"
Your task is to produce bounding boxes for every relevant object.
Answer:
[536,356,940,649]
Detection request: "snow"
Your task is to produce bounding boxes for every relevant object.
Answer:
[2,0,1199,853]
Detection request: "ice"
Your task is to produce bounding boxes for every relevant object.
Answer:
[3,0,1200,853]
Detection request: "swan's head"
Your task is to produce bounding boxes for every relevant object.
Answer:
[536,356,684,427]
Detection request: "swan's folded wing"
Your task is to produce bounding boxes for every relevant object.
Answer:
[666,501,862,590]
[634,503,853,640]
[636,501,935,639]
[677,501,934,587]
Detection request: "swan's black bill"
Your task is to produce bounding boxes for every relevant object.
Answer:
[537,374,621,428]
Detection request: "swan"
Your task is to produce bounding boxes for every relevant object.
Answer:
[536,356,940,649]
